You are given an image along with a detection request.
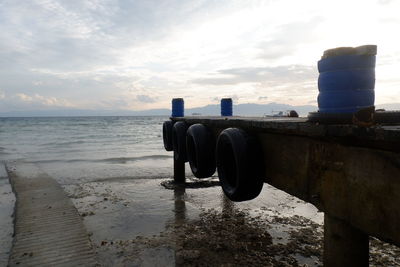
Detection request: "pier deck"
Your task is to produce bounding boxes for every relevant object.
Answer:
[172,116,400,266]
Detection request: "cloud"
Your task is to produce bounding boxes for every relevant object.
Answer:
[0,92,73,112]
[257,17,323,60]
[16,93,33,102]
[136,94,157,103]
[378,0,394,4]
[0,0,399,111]
[210,94,239,103]
[192,65,317,86]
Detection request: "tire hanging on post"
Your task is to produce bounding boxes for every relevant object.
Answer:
[186,124,216,178]
[172,121,188,162]
[216,128,264,202]
[163,121,174,151]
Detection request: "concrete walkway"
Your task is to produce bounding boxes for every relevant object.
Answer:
[0,163,15,266]
[7,163,97,266]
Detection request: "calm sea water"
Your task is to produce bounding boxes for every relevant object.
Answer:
[0,116,174,184]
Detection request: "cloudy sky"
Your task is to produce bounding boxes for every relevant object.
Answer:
[1,0,399,112]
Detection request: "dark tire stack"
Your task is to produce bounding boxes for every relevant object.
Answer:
[186,124,216,178]
[163,120,264,202]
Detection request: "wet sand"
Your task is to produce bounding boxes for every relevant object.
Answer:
[2,161,400,266]
[62,175,400,266]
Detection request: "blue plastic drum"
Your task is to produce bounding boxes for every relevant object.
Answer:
[172,98,184,117]
[317,46,376,114]
[221,98,233,116]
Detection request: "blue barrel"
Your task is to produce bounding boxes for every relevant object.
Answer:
[221,98,233,116]
[318,49,376,114]
[172,98,184,117]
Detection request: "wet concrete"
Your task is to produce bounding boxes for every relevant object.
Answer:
[0,162,15,266]
[7,162,97,266]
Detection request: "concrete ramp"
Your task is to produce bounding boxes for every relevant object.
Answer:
[7,163,97,266]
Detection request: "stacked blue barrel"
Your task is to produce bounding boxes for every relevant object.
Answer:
[317,45,377,114]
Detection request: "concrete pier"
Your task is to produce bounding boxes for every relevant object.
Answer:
[171,116,400,266]
[6,163,97,266]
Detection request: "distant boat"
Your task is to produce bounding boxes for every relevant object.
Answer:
[264,110,299,118]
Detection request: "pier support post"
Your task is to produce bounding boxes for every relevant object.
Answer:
[324,214,369,267]
[173,154,185,183]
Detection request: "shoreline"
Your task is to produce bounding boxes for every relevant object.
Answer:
[2,162,400,266]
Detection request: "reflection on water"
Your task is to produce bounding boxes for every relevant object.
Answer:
[173,184,185,267]
[173,184,186,225]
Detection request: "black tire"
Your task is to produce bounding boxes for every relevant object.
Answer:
[172,121,188,162]
[216,128,264,202]
[163,121,174,151]
[288,110,299,117]
[186,124,216,178]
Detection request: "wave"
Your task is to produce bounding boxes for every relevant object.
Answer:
[97,155,171,163]
[25,154,172,164]
[41,140,87,146]
[0,147,10,155]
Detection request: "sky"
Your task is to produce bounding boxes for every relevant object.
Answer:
[0,0,400,112]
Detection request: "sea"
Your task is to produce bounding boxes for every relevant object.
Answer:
[0,116,174,184]
[0,116,326,266]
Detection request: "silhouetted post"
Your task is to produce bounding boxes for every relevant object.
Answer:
[172,98,185,183]
[324,214,369,267]
[173,153,185,183]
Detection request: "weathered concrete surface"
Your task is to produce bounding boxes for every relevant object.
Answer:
[260,133,400,247]
[7,163,97,267]
[0,162,15,266]
[174,117,400,249]
[174,116,400,152]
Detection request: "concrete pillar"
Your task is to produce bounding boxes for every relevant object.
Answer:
[324,214,369,267]
[173,153,185,183]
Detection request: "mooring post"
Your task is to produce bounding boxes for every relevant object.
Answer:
[324,214,369,267]
[172,98,185,183]
[173,155,185,183]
